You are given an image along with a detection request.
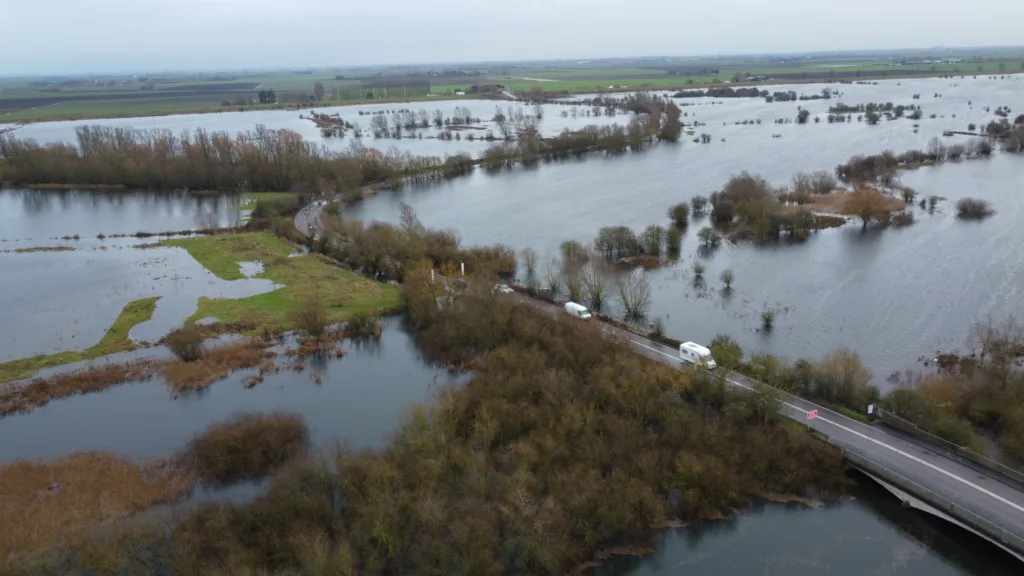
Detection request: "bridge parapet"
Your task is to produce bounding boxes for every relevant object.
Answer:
[845,449,1024,559]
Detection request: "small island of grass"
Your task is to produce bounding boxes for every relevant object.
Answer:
[160,232,402,333]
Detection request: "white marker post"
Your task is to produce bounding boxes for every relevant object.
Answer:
[461,262,465,276]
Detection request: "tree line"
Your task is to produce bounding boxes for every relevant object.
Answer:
[0,125,475,192]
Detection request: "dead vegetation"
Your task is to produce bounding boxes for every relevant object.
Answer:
[162,341,272,395]
[0,451,193,572]
[0,360,163,417]
[179,412,309,485]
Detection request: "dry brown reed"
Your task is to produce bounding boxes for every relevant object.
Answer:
[0,451,192,572]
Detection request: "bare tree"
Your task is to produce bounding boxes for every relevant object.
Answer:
[399,202,424,237]
[616,270,652,320]
[520,247,538,275]
[581,261,607,309]
[544,256,562,294]
[432,109,444,128]
[370,114,389,138]
[563,265,583,303]
[844,188,891,230]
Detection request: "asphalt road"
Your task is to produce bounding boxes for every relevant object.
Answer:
[515,295,1024,550]
[295,203,322,238]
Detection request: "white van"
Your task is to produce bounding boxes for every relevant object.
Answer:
[679,342,717,369]
[564,302,593,320]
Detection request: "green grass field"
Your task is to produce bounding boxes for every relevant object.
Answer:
[160,233,403,332]
[0,297,160,383]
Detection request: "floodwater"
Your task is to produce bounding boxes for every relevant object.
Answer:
[0,188,244,242]
[2,75,1024,572]
[0,316,457,463]
[0,318,1019,575]
[595,474,1022,576]
[343,77,1024,382]
[0,239,276,361]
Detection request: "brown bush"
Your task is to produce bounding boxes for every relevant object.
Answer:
[165,325,205,362]
[292,296,329,340]
[180,411,309,485]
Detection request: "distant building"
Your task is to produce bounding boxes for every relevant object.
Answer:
[454,90,466,96]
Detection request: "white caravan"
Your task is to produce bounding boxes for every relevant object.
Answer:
[679,341,717,369]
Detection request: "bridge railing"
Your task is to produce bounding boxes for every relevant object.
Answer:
[845,448,1024,556]
[877,409,1024,487]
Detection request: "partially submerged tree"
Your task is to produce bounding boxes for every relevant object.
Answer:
[844,188,891,230]
[616,270,652,320]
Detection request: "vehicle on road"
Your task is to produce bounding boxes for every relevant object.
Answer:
[679,341,717,369]
[564,302,593,319]
[493,283,514,294]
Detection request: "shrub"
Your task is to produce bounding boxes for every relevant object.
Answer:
[900,186,917,203]
[166,325,205,362]
[761,309,775,331]
[345,309,383,337]
[666,227,683,255]
[668,203,690,227]
[710,200,735,225]
[710,334,743,368]
[293,297,329,340]
[697,226,722,247]
[181,412,309,484]
[720,268,734,289]
[693,261,706,277]
[956,198,994,220]
[891,211,914,227]
[691,195,709,214]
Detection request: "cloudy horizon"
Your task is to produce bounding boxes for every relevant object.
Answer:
[3,0,1023,75]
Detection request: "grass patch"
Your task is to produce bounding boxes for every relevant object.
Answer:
[0,297,160,384]
[232,192,298,211]
[160,233,402,333]
[180,412,309,485]
[3,246,76,254]
[0,451,193,572]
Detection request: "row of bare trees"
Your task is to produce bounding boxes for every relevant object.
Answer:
[0,125,474,191]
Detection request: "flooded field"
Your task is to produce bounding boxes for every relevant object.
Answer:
[1,74,1023,573]
[0,238,274,361]
[0,316,455,464]
[0,188,244,242]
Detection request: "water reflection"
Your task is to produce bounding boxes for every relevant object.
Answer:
[0,317,462,463]
[0,188,244,241]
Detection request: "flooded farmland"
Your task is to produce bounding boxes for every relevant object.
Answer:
[2,73,1023,574]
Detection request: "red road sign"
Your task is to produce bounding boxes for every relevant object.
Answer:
[807,409,819,420]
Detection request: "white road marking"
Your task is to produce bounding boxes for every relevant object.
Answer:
[612,332,1024,516]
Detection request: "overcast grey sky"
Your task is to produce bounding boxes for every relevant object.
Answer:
[3,0,1022,75]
